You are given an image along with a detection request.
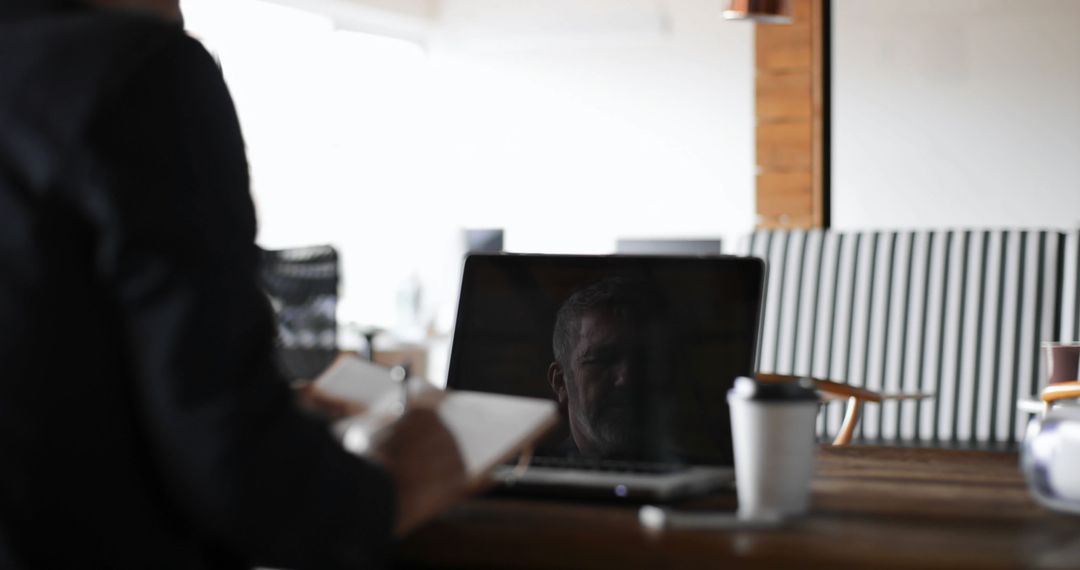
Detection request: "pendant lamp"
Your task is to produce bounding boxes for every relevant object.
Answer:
[722,0,793,24]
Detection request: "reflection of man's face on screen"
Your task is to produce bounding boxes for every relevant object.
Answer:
[548,278,669,459]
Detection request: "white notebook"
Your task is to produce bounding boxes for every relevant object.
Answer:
[313,357,558,479]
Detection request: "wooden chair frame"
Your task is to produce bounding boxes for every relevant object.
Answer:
[756,373,932,446]
[1041,381,1080,413]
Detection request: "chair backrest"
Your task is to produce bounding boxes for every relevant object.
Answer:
[740,229,1068,447]
[464,228,504,254]
[259,245,339,382]
[615,238,724,256]
[1061,228,1080,343]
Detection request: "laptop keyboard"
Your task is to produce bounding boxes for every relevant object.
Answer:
[527,456,687,475]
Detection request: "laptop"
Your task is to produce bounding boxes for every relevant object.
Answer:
[447,254,765,501]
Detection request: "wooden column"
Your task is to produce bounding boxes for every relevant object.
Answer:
[754,0,828,229]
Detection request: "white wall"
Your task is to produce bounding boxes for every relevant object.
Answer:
[428,0,755,254]
[181,0,755,334]
[833,0,1080,231]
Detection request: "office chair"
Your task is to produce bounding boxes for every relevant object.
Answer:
[259,245,339,383]
[615,238,724,256]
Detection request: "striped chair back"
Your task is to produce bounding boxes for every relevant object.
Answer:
[1061,228,1080,343]
[739,229,1068,447]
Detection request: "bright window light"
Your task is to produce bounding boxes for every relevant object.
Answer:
[181,0,754,344]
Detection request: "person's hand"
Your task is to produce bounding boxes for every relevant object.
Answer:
[369,402,468,537]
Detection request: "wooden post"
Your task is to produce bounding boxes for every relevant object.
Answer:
[753,0,829,229]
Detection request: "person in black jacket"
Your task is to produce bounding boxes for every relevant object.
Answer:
[0,0,466,568]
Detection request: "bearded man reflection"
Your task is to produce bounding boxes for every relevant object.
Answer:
[547,277,672,460]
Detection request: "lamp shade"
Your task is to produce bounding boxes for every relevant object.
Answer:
[722,0,792,24]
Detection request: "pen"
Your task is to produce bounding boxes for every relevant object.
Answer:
[391,365,409,415]
[638,506,786,531]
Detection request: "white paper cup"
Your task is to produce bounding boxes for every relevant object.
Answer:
[728,377,819,520]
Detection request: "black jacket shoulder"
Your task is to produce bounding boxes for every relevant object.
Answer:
[0,9,195,193]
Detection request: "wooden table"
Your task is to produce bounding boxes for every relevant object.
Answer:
[396,446,1080,569]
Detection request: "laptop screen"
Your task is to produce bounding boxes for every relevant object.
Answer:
[447,254,764,467]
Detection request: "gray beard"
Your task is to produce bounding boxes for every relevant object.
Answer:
[588,406,641,457]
